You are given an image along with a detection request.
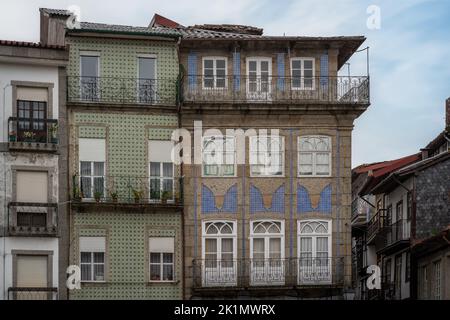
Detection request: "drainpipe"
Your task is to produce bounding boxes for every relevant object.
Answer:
[2,83,11,299]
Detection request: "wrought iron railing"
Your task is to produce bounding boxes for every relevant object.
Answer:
[72,174,183,205]
[8,287,58,300]
[383,219,411,248]
[7,202,58,236]
[367,209,387,241]
[192,257,345,288]
[67,76,178,105]
[8,117,58,144]
[182,76,369,104]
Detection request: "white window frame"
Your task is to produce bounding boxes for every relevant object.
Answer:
[249,135,285,177]
[202,57,228,90]
[201,220,237,287]
[202,135,237,177]
[298,135,332,177]
[79,236,106,283]
[149,162,174,203]
[297,219,332,285]
[79,52,100,100]
[290,57,315,90]
[249,220,285,286]
[149,237,175,283]
[79,161,105,200]
[246,57,272,100]
[137,54,158,103]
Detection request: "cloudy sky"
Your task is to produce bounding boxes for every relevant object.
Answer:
[1,0,449,167]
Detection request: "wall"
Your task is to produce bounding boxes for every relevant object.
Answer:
[417,248,450,300]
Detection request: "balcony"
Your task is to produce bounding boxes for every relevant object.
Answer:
[7,287,58,300]
[192,257,345,291]
[7,202,58,237]
[72,175,183,211]
[182,76,369,105]
[367,209,387,244]
[8,117,58,152]
[67,76,178,106]
[379,219,410,254]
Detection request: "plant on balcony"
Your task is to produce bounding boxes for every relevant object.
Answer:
[94,191,102,203]
[132,188,143,203]
[174,190,181,204]
[109,190,119,203]
[9,131,17,142]
[161,191,172,204]
[73,186,82,201]
[23,131,36,142]
[49,123,58,144]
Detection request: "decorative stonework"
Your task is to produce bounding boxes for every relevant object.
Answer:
[201,184,237,214]
[297,184,332,214]
[250,184,285,214]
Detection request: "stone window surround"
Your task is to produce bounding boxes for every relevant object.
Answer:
[10,166,55,229]
[11,249,54,299]
[11,80,54,118]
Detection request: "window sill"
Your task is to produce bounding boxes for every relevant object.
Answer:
[147,280,179,286]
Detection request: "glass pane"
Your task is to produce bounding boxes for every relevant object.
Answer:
[93,162,104,176]
[163,253,173,263]
[269,238,281,259]
[162,163,173,177]
[150,162,160,177]
[205,239,217,254]
[162,179,173,195]
[249,61,257,72]
[253,238,265,254]
[163,264,173,280]
[81,252,91,263]
[304,60,313,69]
[80,177,92,198]
[292,60,301,70]
[317,237,328,252]
[204,60,213,69]
[221,238,233,254]
[150,179,161,199]
[80,162,91,176]
[81,264,91,281]
[94,252,104,263]
[31,212,46,227]
[300,237,312,252]
[150,253,161,263]
[93,264,104,281]
[216,60,225,69]
[150,264,161,281]
[93,177,104,195]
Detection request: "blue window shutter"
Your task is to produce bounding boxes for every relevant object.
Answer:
[233,52,240,91]
[188,52,197,89]
[277,53,285,91]
[320,53,329,86]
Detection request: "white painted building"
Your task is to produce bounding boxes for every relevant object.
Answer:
[0,41,67,300]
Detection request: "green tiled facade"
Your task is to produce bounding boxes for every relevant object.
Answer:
[67,34,182,299]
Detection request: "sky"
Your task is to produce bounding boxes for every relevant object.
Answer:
[0,0,449,167]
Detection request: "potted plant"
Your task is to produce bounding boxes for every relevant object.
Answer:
[174,191,181,204]
[110,190,119,203]
[94,191,102,203]
[49,123,58,144]
[132,188,143,203]
[161,191,172,204]
[9,131,16,142]
[23,131,36,142]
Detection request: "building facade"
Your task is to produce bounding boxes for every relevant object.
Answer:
[40,9,184,299]
[0,40,68,300]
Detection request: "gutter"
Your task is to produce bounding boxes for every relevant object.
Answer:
[67,29,181,39]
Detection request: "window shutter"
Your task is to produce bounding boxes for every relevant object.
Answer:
[148,140,174,162]
[233,52,240,91]
[277,53,285,91]
[80,236,106,252]
[149,237,174,253]
[320,53,329,86]
[187,52,197,90]
[16,171,48,203]
[79,138,106,162]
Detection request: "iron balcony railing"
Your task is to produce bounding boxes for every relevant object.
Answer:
[67,76,178,105]
[7,202,58,236]
[383,219,411,248]
[8,117,58,144]
[192,257,345,288]
[8,287,58,300]
[72,174,183,205]
[182,75,369,104]
[367,209,387,241]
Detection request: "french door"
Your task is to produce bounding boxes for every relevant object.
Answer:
[138,57,157,103]
[80,55,99,101]
[246,58,272,101]
[17,100,47,143]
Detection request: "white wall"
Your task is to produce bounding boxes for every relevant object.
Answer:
[0,62,60,142]
[1,237,59,300]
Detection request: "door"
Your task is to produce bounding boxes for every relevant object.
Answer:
[16,255,48,300]
[80,55,99,100]
[251,237,284,285]
[246,58,271,100]
[138,57,156,103]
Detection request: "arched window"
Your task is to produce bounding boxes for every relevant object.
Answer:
[298,136,331,177]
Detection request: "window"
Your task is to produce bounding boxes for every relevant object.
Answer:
[250,135,284,177]
[138,56,157,103]
[247,58,271,99]
[434,260,441,300]
[291,58,315,89]
[203,57,227,89]
[80,237,105,282]
[298,136,331,177]
[80,54,99,100]
[396,200,403,221]
[202,136,236,177]
[406,192,412,221]
[394,255,402,299]
[17,212,46,228]
[405,252,410,282]
[202,221,237,286]
[79,138,106,199]
[149,237,174,282]
[421,266,428,299]
[250,220,285,285]
[386,205,392,226]
[149,140,175,201]
[16,100,47,143]
[80,161,105,199]
[298,220,332,284]
[384,259,392,284]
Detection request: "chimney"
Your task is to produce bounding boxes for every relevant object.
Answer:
[39,8,72,46]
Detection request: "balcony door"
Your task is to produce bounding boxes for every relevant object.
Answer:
[80,54,99,101]
[298,220,332,285]
[202,221,236,287]
[17,100,47,143]
[250,220,284,285]
[246,57,271,101]
[138,56,157,103]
